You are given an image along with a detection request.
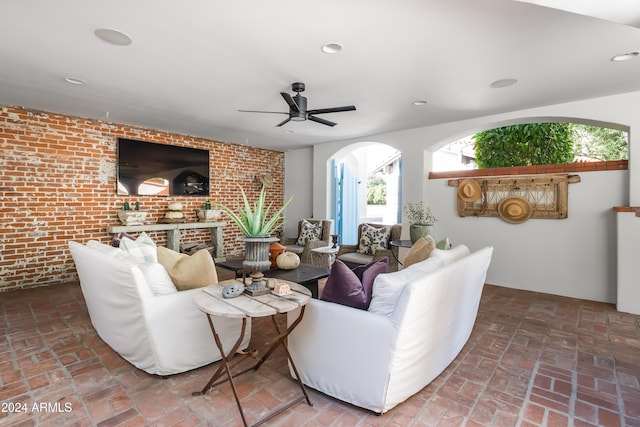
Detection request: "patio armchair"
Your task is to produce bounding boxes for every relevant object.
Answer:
[337,223,402,272]
[281,218,333,264]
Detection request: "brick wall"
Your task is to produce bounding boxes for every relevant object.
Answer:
[0,106,285,292]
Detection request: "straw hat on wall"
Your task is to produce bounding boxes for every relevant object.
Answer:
[457,179,482,202]
[497,196,533,224]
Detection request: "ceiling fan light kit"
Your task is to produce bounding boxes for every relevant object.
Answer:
[239,82,356,127]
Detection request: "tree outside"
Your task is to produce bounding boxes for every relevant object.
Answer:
[571,124,628,161]
[367,174,386,205]
[473,123,627,168]
[474,123,574,168]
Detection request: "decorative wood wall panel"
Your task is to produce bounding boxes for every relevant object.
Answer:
[448,174,581,221]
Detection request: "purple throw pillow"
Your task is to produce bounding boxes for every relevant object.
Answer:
[111,232,136,247]
[353,257,389,308]
[321,257,389,310]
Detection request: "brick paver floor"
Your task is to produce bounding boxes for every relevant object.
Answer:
[1,277,639,426]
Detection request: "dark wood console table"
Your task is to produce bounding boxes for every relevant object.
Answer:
[106,221,226,261]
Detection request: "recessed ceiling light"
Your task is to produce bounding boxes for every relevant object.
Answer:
[64,77,86,85]
[94,28,132,46]
[490,78,518,88]
[611,51,639,62]
[321,42,343,54]
[413,100,428,106]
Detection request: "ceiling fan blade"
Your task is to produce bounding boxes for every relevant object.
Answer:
[280,92,300,112]
[238,109,289,114]
[308,115,337,127]
[276,117,291,127]
[307,105,356,115]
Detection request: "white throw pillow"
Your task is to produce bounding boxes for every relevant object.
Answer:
[137,262,177,295]
[86,240,121,256]
[119,232,158,263]
[368,256,444,317]
[429,244,470,265]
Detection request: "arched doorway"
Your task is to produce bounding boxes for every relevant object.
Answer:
[330,143,401,245]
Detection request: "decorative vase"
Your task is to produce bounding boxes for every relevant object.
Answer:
[268,242,286,268]
[409,225,433,244]
[241,236,279,296]
[117,210,148,226]
[196,209,221,222]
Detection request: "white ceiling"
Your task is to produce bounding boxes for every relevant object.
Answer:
[1,0,639,151]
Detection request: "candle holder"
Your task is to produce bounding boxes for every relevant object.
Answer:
[330,234,339,249]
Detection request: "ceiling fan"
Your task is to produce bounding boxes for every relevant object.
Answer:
[238,82,356,127]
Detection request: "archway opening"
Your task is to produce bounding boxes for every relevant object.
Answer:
[330,143,401,244]
[433,120,628,172]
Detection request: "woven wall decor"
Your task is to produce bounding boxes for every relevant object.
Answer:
[448,174,581,223]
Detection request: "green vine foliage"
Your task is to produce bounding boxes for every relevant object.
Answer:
[474,123,574,168]
[366,174,387,205]
[571,124,628,161]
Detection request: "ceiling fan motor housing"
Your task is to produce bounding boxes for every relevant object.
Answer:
[238,81,355,127]
[291,94,307,121]
[291,82,305,93]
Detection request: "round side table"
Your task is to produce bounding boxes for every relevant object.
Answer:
[310,245,339,267]
[389,239,413,265]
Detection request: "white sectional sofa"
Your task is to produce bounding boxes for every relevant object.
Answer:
[287,245,493,413]
[68,240,250,376]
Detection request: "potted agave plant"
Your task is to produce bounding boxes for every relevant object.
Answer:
[403,201,437,244]
[218,185,292,295]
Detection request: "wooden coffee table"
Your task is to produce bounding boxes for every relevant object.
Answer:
[193,280,312,426]
[217,259,330,298]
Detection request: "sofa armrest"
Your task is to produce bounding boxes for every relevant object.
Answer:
[287,299,397,412]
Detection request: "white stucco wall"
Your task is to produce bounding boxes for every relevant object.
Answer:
[617,212,640,314]
[286,90,640,303]
[283,147,313,238]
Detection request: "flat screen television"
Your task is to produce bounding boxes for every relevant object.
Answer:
[116,138,210,196]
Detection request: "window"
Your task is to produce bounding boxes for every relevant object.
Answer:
[433,122,628,172]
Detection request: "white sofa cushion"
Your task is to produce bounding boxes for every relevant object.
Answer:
[368,245,470,318]
[428,244,470,265]
[87,239,175,296]
[137,262,177,295]
[368,256,444,317]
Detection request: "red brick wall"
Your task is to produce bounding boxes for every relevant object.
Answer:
[0,106,284,292]
[428,160,628,179]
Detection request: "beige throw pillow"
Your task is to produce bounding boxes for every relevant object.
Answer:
[157,247,218,291]
[403,236,436,268]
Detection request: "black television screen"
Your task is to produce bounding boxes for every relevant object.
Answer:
[116,138,210,196]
